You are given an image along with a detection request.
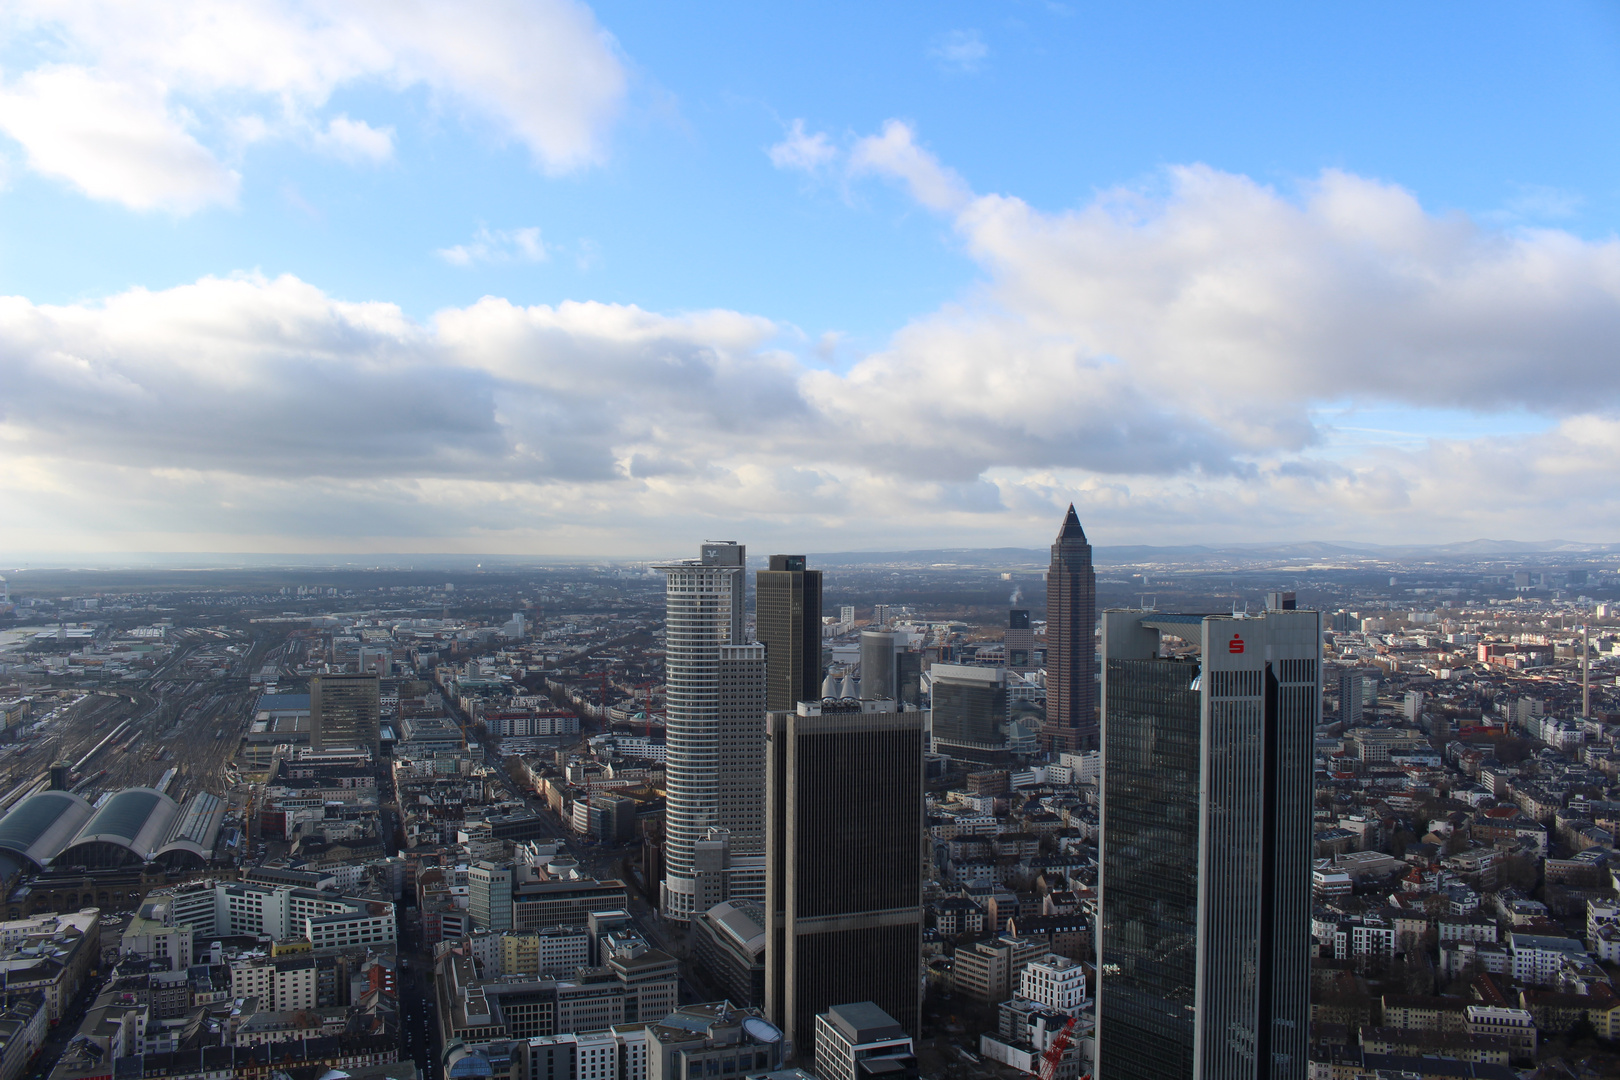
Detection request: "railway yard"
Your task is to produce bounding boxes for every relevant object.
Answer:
[0,624,291,823]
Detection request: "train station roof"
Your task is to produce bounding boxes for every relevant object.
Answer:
[0,790,95,869]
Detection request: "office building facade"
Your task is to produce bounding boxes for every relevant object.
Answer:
[1005,609,1035,673]
[309,672,381,753]
[766,699,924,1056]
[1339,670,1366,724]
[654,542,749,922]
[1096,608,1318,1080]
[718,644,768,853]
[757,555,823,714]
[469,861,513,932]
[928,664,1011,763]
[814,1002,918,1080]
[1044,506,1097,754]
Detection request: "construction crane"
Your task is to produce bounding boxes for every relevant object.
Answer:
[1037,1016,1080,1080]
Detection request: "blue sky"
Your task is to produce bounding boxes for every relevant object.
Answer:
[1,2,1618,557]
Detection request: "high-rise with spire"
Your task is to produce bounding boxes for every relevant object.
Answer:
[1043,505,1097,753]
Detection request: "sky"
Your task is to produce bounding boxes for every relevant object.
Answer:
[1,1,1619,559]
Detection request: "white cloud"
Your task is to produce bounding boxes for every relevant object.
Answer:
[314,115,395,163]
[0,0,625,211]
[437,226,548,266]
[929,29,989,73]
[0,65,239,211]
[768,119,836,172]
[849,120,972,212]
[7,131,1620,552]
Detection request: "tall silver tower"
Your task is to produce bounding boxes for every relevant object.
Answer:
[654,541,750,922]
[1096,606,1319,1080]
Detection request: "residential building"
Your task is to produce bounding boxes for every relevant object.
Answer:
[500,927,591,977]
[148,879,395,950]
[1020,955,1087,1014]
[230,955,319,1012]
[0,993,46,1080]
[951,936,1048,1005]
[1509,934,1586,987]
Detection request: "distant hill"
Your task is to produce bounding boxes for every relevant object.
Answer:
[809,539,1620,568]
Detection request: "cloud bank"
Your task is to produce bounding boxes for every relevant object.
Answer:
[0,0,626,211]
[4,122,1620,553]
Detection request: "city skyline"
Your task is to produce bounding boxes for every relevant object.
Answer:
[1,5,1618,557]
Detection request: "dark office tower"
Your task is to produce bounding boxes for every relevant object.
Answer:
[1096,608,1318,1080]
[718,643,768,854]
[928,663,1011,764]
[310,672,381,753]
[766,700,924,1058]
[1044,505,1097,753]
[757,555,824,714]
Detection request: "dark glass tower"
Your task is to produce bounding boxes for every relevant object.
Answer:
[928,663,1011,763]
[1044,505,1097,753]
[757,555,824,713]
[766,700,924,1058]
[1097,609,1318,1080]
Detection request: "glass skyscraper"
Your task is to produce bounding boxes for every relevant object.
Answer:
[756,554,823,713]
[1097,607,1318,1080]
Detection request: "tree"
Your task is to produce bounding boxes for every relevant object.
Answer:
[1499,852,1540,892]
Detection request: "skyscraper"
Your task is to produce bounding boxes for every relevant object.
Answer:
[1096,608,1318,1080]
[928,663,1011,763]
[654,541,751,922]
[718,643,768,852]
[1044,505,1097,753]
[1339,670,1366,724]
[309,672,380,753]
[766,699,924,1057]
[756,555,823,714]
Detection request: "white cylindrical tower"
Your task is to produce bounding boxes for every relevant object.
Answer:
[653,541,745,922]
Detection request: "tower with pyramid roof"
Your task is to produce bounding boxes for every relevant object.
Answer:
[1043,504,1097,753]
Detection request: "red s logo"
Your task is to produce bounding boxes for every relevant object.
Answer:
[1229,634,1245,654]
